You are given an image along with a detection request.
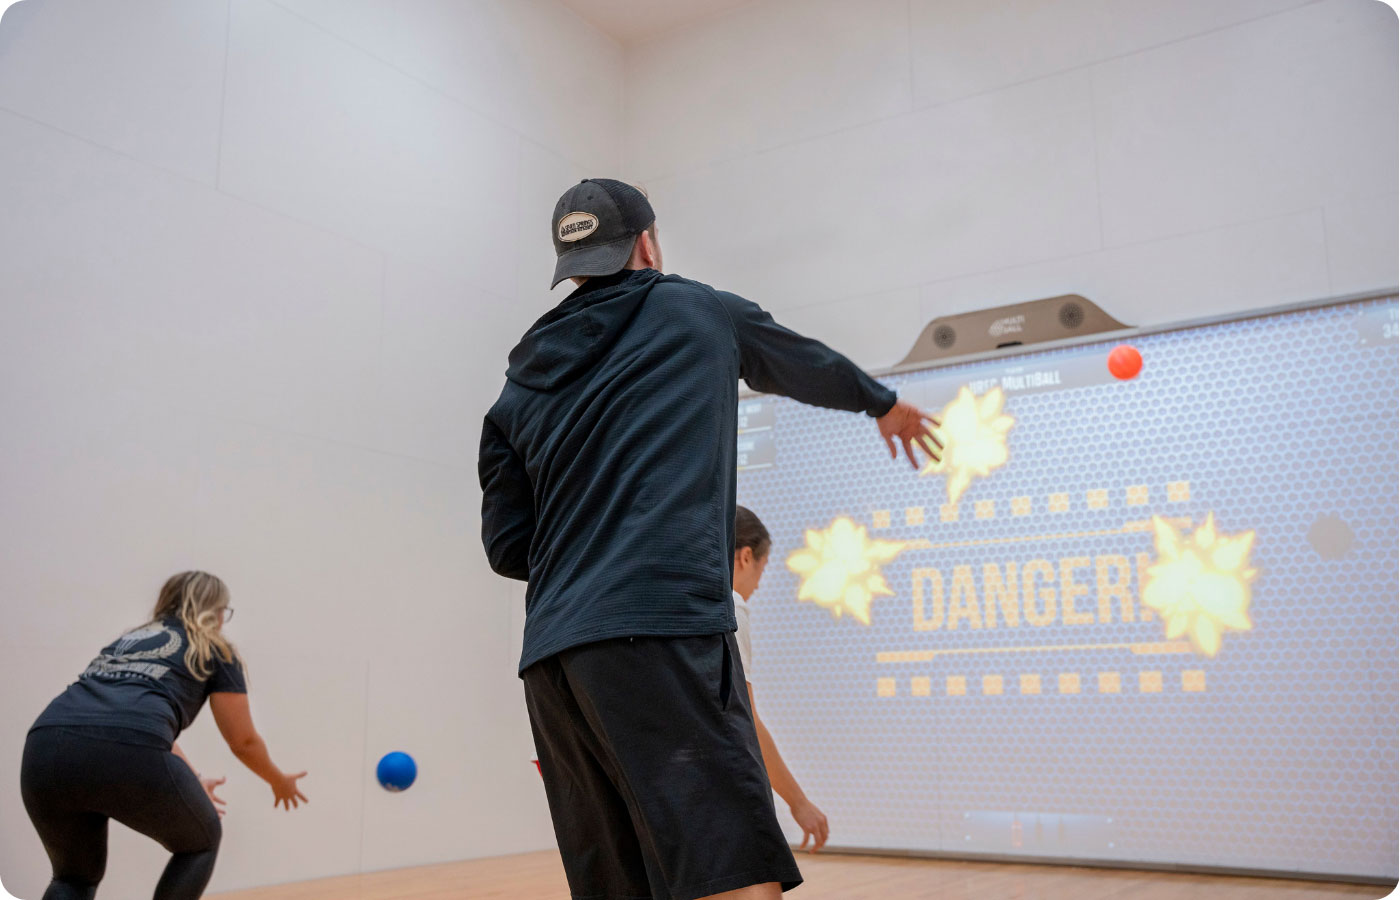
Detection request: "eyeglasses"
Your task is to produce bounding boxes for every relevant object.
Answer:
[223,607,235,622]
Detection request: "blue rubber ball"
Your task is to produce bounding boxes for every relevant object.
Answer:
[376,751,417,792]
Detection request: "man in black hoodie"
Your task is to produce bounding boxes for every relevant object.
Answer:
[480,179,939,900]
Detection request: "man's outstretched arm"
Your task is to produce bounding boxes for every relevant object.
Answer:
[716,290,941,468]
[478,415,535,580]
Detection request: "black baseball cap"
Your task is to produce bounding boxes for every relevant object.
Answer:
[551,179,655,289]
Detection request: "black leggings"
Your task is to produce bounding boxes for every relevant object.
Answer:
[20,726,222,900]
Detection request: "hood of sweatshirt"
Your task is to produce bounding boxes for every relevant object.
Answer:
[505,268,662,391]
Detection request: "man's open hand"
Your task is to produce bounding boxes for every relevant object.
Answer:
[877,400,942,469]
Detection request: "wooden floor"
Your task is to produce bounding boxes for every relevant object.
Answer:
[211,849,1395,900]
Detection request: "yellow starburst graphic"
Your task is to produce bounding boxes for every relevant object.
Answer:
[786,517,907,625]
[919,386,1015,505]
[1141,513,1257,657]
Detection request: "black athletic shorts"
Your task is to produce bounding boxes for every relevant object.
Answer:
[523,632,803,900]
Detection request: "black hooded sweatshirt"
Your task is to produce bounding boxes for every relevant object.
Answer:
[480,268,897,673]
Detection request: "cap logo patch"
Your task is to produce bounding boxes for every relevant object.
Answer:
[558,212,599,243]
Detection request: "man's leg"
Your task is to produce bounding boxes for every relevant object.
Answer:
[524,654,656,900]
[561,634,803,900]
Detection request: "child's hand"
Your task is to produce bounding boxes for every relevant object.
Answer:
[791,800,829,852]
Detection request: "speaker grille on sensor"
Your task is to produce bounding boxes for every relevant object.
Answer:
[933,325,956,349]
[1059,302,1085,329]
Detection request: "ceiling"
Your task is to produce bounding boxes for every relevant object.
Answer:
[558,0,752,44]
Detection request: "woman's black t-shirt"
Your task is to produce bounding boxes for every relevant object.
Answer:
[32,616,247,746]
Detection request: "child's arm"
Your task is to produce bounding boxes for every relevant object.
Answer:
[748,682,829,851]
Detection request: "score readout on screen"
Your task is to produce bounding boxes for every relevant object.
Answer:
[737,398,777,471]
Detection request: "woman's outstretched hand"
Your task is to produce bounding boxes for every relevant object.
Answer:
[200,775,227,818]
[272,770,308,811]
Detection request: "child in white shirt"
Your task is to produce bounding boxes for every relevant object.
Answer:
[734,505,830,852]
